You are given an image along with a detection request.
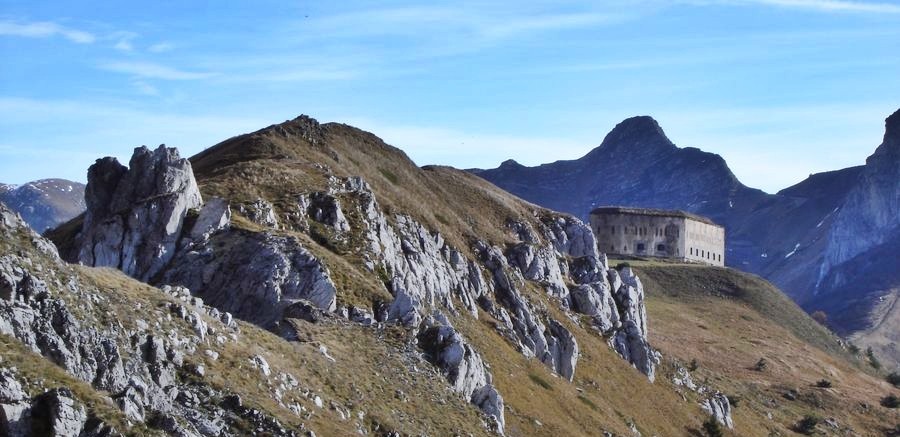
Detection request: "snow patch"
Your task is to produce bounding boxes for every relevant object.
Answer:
[784,243,800,259]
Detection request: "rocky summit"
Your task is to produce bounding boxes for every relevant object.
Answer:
[1,115,895,437]
[472,108,900,367]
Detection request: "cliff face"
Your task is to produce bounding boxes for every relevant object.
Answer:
[0,179,85,233]
[472,110,900,346]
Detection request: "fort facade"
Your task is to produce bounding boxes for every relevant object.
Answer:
[589,206,725,266]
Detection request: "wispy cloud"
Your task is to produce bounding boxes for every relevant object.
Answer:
[308,7,621,47]
[690,0,900,13]
[0,19,95,43]
[752,0,900,12]
[98,61,217,80]
[148,42,174,53]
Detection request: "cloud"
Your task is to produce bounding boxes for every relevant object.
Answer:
[131,81,159,96]
[308,6,621,46]
[98,61,217,80]
[0,19,95,43]
[688,0,900,13]
[148,42,174,53]
[752,0,900,12]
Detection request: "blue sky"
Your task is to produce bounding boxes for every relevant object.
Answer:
[1,0,898,193]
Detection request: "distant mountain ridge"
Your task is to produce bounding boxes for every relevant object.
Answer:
[0,178,86,232]
[471,109,900,363]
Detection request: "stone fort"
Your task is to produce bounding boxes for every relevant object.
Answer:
[589,206,725,266]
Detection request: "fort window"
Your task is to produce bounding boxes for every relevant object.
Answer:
[657,244,666,251]
[637,243,646,252]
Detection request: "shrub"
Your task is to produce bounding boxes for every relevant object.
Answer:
[847,343,860,355]
[726,394,741,408]
[815,379,832,388]
[887,372,900,388]
[867,347,882,370]
[811,310,828,326]
[702,416,724,437]
[378,168,399,185]
[882,394,900,408]
[689,358,699,371]
[528,373,553,390]
[794,415,819,435]
[754,357,768,372]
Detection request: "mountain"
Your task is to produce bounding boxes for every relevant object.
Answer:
[0,178,86,232]
[471,110,900,356]
[2,115,893,436]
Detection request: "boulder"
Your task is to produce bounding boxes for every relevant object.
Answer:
[701,392,734,429]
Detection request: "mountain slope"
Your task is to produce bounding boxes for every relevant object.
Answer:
[0,178,85,232]
[471,110,900,349]
[20,114,894,436]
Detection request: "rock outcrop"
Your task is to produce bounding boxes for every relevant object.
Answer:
[701,392,734,429]
[0,203,299,436]
[77,145,202,281]
[417,313,505,431]
[608,267,660,382]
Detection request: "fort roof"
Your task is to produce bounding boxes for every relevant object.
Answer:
[590,206,721,227]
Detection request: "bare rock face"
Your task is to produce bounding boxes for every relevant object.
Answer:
[701,392,734,429]
[820,109,900,286]
[77,145,202,281]
[608,267,660,381]
[163,230,337,328]
[417,313,505,431]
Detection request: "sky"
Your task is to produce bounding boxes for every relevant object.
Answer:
[1,0,898,193]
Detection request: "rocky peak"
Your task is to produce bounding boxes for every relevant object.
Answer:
[588,116,676,159]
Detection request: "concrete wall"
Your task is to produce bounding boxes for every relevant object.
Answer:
[589,211,725,266]
[682,218,725,266]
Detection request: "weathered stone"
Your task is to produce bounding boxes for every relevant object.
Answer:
[77,145,203,281]
[190,197,231,240]
[163,231,337,328]
[239,198,279,229]
[608,267,660,381]
[30,388,88,437]
[701,391,734,429]
[306,192,350,232]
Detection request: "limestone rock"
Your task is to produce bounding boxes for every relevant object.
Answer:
[190,197,231,240]
[163,230,337,328]
[30,388,88,437]
[506,242,568,300]
[570,281,619,333]
[77,145,203,281]
[417,314,505,433]
[306,192,350,232]
[701,392,734,429]
[608,267,660,381]
[239,198,279,229]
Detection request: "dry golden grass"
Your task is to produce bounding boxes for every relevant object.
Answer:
[639,265,899,436]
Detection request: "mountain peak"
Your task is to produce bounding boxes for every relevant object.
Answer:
[588,115,676,159]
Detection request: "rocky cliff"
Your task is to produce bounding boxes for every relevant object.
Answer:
[471,109,900,358]
[0,179,85,233]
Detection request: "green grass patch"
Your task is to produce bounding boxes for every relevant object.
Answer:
[528,373,554,390]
